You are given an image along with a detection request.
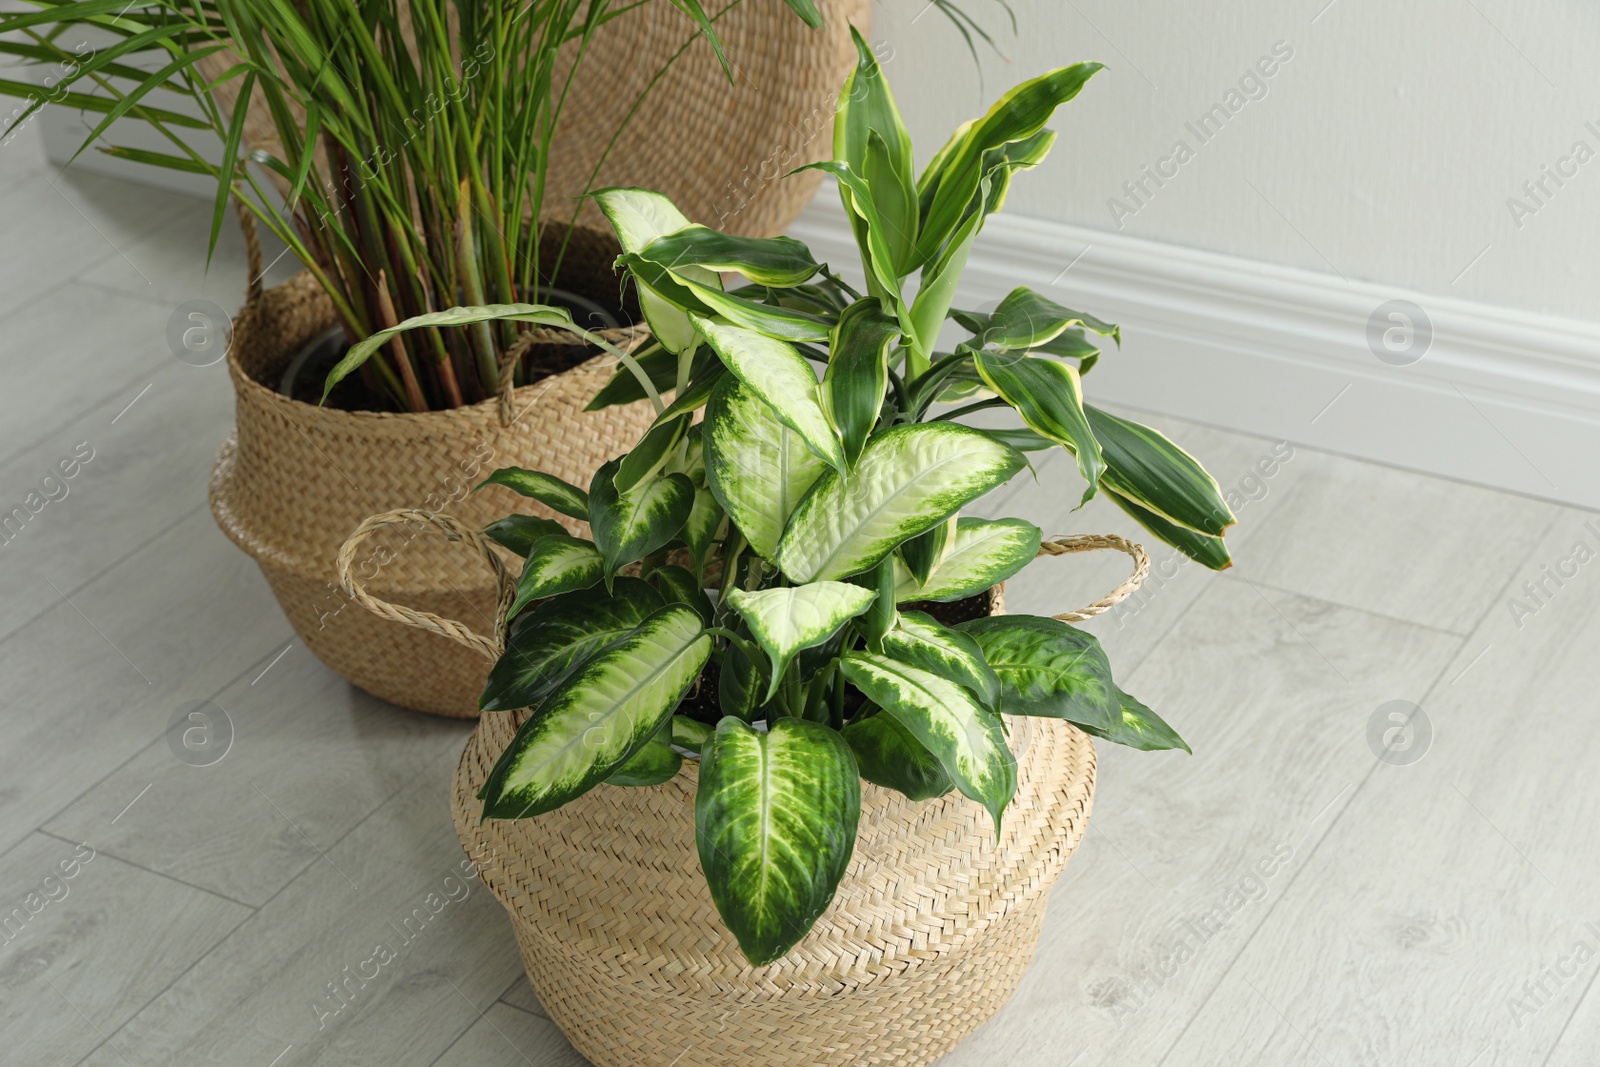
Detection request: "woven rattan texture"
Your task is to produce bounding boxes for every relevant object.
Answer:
[199,0,868,238]
[208,267,655,717]
[450,587,1098,1067]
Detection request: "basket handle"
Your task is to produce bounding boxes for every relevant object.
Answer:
[335,509,515,662]
[1035,534,1150,622]
[236,199,264,305]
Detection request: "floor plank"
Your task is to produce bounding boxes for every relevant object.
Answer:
[0,831,248,1066]
[47,636,474,905]
[92,742,525,1067]
[1230,446,1564,634]
[1162,509,1600,1066]
[431,1002,587,1067]
[0,507,291,858]
[934,575,1463,1067]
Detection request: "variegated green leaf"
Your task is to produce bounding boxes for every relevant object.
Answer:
[823,299,902,467]
[975,351,1103,504]
[482,515,567,557]
[588,460,695,586]
[483,577,665,711]
[703,376,827,559]
[718,632,765,721]
[906,193,985,371]
[1108,488,1233,571]
[593,187,721,355]
[696,716,861,966]
[481,605,710,819]
[840,651,1016,833]
[957,614,1119,733]
[915,64,1103,270]
[639,226,821,287]
[654,268,833,341]
[776,423,1025,583]
[692,315,844,473]
[835,27,915,210]
[893,517,1042,603]
[605,717,683,787]
[843,710,954,800]
[959,286,1120,350]
[725,582,878,702]
[507,536,605,617]
[882,610,1000,707]
[1086,405,1235,537]
[476,467,590,521]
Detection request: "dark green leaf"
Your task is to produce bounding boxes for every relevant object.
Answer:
[959,286,1120,350]
[843,710,954,800]
[958,614,1119,733]
[651,563,714,624]
[1107,488,1233,571]
[482,515,568,557]
[823,298,901,467]
[605,717,683,786]
[898,515,954,586]
[1076,685,1190,753]
[475,467,590,521]
[1087,405,1234,537]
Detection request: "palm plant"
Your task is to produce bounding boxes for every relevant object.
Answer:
[0,0,830,412]
[330,37,1235,964]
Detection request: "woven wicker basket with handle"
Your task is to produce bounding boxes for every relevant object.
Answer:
[337,512,1151,1065]
[207,221,656,718]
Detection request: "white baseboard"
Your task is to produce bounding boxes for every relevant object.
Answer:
[789,198,1600,513]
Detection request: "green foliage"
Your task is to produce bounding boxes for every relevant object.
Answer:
[472,56,1224,966]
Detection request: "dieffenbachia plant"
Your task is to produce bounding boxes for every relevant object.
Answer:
[423,40,1235,966]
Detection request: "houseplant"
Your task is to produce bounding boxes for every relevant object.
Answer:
[0,0,841,715]
[336,34,1234,1064]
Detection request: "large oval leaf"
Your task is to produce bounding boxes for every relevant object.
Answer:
[481,578,665,712]
[776,423,1026,584]
[843,710,954,801]
[882,610,1000,707]
[1086,404,1234,537]
[692,315,844,473]
[703,376,827,559]
[588,460,695,586]
[974,351,1103,503]
[725,582,878,702]
[696,716,861,966]
[1087,685,1190,753]
[481,604,710,819]
[476,467,590,521]
[957,614,1119,732]
[839,651,1016,834]
[893,516,1042,603]
[507,535,605,617]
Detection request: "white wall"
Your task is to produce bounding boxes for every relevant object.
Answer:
[873,0,1600,323]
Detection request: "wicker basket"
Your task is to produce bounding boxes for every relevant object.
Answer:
[335,515,1153,1065]
[208,230,655,719]
[199,0,869,238]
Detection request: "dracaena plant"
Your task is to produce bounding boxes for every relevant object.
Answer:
[351,37,1236,965]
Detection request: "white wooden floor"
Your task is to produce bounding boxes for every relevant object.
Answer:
[3,121,1598,1067]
